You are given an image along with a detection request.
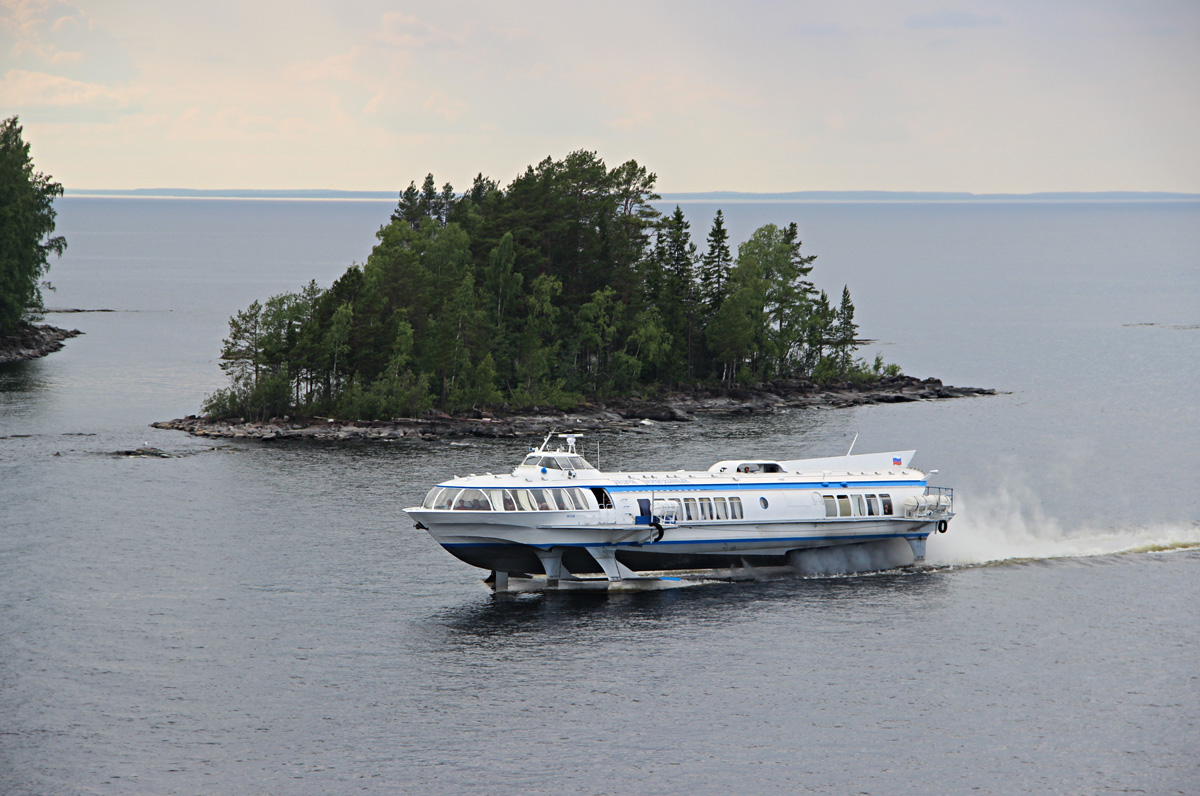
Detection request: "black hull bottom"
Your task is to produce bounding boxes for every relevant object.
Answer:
[442,540,915,576]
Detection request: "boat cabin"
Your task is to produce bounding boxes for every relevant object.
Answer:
[515,432,597,473]
[518,452,597,472]
[708,460,786,474]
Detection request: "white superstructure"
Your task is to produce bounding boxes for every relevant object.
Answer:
[405,433,953,591]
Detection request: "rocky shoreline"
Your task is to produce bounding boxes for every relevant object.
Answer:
[0,322,83,364]
[152,375,997,442]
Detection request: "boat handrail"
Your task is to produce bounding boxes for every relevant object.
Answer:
[923,485,953,501]
[902,486,954,519]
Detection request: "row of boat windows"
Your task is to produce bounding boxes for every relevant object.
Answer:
[423,486,894,519]
[423,486,594,512]
[823,493,893,518]
[671,496,745,520]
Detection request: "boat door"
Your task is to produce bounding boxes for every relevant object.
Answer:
[590,487,619,526]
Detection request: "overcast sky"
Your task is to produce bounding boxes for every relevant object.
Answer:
[3,0,1198,193]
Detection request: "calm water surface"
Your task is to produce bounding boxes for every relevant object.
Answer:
[2,198,1198,794]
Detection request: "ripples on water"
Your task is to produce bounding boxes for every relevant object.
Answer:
[2,199,1198,794]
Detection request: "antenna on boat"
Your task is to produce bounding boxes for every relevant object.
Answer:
[846,432,859,456]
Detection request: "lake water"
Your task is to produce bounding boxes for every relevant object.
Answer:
[2,197,1198,794]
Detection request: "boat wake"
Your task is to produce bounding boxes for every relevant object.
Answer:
[926,487,1200,567]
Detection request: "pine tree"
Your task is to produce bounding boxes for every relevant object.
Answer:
[325,302,354,398]
[220,300,265,387]
[391,182,423,228]
[659,206,698,378]
[698,209,732,313]
[833,285,858,375]
[781,222,817,300]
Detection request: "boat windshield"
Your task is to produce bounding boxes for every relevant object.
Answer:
[524,454,595,470]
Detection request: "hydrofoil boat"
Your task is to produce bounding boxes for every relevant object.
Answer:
[405,433,953,591]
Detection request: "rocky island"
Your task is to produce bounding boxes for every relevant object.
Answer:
[156,152,997,442]
[0,322,82,364]
[153,376,996,442]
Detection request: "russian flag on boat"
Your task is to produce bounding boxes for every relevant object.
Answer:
[893,457,902,466]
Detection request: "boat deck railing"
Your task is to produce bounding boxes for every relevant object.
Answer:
[904,486,954,518]
[924,486,953,503]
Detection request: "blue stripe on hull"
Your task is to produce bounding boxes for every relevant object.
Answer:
[602,480,923,492]
[436,480,925,492]
[442,530,929,550]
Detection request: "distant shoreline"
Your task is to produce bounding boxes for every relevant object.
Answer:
[65,188,1200,203]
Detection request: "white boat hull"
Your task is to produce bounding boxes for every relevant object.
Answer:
[404,438,953,590]
[409,510,940,578]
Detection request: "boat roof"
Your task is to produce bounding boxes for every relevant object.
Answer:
[428,449,924,490]
[709,450,915,474]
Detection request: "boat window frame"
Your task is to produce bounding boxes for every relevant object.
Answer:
[699,497,713,520]
[435,488,460,510]
[729,497,744,519]
[560,488,585,510]
[836,495,852,517]
[487,488,512,511]
[423,487,445,509]
[881,494,893,515]
[823,495,837,518]
[530,488,559,510]
[683,498,698,520]
[714,497,729,520]
[568,487,591,510]
[865,494,879,516]
[452,488,493,511]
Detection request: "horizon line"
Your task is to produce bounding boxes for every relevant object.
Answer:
[63,188,1200,203]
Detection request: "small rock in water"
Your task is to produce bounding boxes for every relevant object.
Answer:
[112,446,172,458]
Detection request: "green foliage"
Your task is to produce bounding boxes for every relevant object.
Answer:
[205,151,899,420]
[698,209,732,313]
[811,355,841,384]
[0,116,65,335]
[833,284,859,374]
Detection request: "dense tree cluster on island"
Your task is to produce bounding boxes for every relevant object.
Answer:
[0,116,65,337]
[206,151,898,421]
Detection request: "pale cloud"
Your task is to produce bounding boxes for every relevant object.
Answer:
[0,66,131,108]
[596,68,746,133]
[422,90,468,122]
[790,23,847,37]
[375,11,462,50]
[907,9,1004,30]
[1,0,136,82]
[288,46,396,117]
[6,1,1199,192]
